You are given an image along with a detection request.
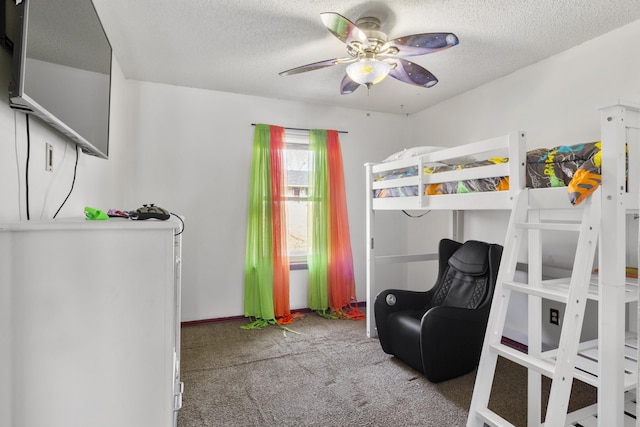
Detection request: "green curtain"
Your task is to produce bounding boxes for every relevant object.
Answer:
[243,124,291,329]
[244,124,276,325]
[307,129,330,311]
[307,129,361,319]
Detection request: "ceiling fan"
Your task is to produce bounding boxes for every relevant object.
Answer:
[279,12,459,95]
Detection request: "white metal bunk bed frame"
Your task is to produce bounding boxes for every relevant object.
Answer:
[364,102,640,426]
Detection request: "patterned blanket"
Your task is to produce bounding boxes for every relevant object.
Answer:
[374,142,603,205]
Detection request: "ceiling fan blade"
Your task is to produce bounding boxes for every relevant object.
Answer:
[340,74,360,95]
[320,12,369,48]
[381,33,458,57]
[388,58,438,88]
[279,58,346,76]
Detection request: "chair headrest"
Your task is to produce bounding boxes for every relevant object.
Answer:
[448,240,490,276]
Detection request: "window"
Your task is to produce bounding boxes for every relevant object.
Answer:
[284,134,310,266]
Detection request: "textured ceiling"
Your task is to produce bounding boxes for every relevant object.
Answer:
[92,0,640,115]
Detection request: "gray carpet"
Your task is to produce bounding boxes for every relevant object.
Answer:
[177,314,596,427]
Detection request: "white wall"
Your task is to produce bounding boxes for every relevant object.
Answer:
[407,19,640,343]
[0,50,134,222]
[408,19,640,151]
[123,81,410,321]
[408,17,640,173]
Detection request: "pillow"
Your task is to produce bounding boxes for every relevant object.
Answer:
[382,146,445,162]
[382,145,477,165]
[440,155,477,165]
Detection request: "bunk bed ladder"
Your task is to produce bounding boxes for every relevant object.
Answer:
[467,187,601,427]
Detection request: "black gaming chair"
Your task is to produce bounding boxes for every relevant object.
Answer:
[374,238,503,382]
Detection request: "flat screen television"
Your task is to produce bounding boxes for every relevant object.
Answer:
[7,0,112,159]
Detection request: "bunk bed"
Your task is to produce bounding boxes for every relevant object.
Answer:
[364,103,640,426]
[365,131,525,341]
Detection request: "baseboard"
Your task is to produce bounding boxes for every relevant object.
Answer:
[181,314,248,327]
[181,301,367,328]
[501,336,528,353]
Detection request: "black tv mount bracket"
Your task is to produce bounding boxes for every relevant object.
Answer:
[1,1,14,54]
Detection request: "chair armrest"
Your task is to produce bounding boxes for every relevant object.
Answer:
[423,305,489,325]
[375,288,432,313]
[374,289,433,354]
[420,306,491,382]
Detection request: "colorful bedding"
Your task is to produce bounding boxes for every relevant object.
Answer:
[527,141,602,205]
[374,142,603,205]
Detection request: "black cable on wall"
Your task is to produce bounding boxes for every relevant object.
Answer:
[53,144,79,218]
[24,113,81,220]
[25,115,31,220]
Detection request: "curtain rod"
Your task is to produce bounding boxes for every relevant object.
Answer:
[251,123,348,134]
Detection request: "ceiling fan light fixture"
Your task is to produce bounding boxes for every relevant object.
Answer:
[279,12,459,95]
[346,59,391,86]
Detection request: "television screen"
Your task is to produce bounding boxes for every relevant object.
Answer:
[8,0,112,159]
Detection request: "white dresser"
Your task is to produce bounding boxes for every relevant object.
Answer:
[0,218,183,427]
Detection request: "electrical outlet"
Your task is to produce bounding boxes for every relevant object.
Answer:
[550,308,559,325]
[45,143,53,172]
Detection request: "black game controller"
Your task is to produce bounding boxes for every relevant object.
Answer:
[132,204,170,220]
